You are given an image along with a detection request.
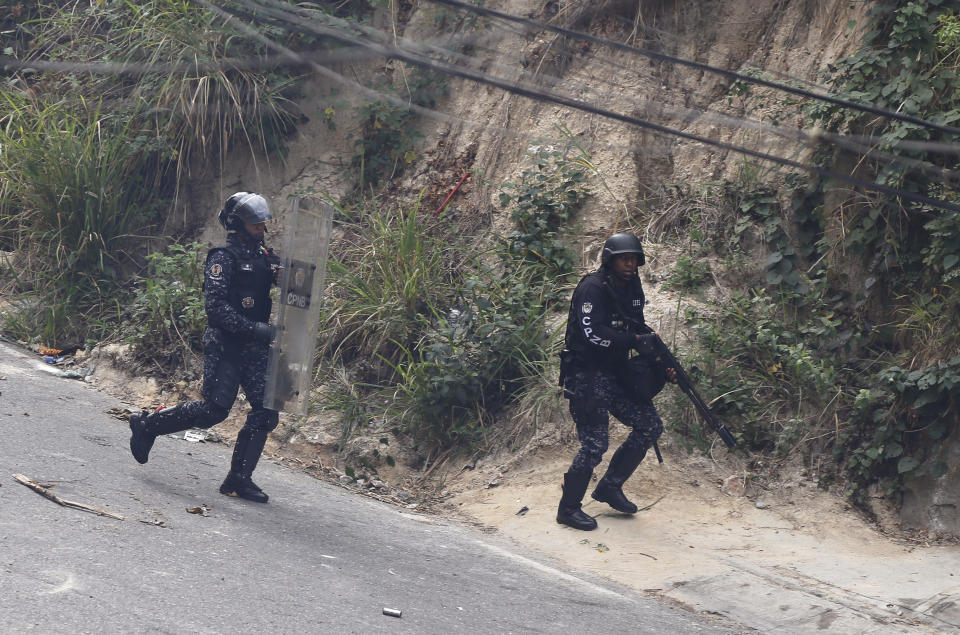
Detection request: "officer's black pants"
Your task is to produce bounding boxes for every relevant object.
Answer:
[197,328,279,434]
[567,366,663,473]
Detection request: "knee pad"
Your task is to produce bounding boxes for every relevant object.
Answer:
[244,408,279,433]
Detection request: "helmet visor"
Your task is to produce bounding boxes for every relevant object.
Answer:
[233,194,271,224]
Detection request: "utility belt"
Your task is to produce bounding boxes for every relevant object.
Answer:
[558,348,618,398]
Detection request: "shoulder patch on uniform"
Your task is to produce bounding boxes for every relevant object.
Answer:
[208,263,223,278]
[242,297,255,308]
[582,302,593,314]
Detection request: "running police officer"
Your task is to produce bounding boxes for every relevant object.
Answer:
[557,232,676,530]
[129,191,282,503]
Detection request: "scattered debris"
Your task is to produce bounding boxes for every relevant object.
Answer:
[139,518,168,528]
[168,428,223,443]
[516,506,529,516]
[183,429,206,443]
[722,475,747,497]
[186,504,213,517]
[12,473,124,520]
[578,539,610,553]
[107,407,132,421]
[486,473,503,488]
[382,608,402,618]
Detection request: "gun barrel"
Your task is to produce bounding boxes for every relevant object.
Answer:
[716,424,737,448]
[652,334,737,449]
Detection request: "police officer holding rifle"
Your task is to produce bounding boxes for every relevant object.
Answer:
[557,232,735,531]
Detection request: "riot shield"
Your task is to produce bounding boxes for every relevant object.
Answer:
[264,198,333,415]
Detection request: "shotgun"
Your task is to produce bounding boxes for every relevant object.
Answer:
[638,332,737,449]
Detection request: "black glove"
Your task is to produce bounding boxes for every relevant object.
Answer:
[252,322,277,344]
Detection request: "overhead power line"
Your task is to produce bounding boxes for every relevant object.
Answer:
[202,0,960,213]
[426,0,960,139]
[6,0,957,210]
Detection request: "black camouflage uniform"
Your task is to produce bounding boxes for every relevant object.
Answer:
[557,232,666,531]
[129,192,281,503]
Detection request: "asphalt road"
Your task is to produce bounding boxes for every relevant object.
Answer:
[0,339,737,634]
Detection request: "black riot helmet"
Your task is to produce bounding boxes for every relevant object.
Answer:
[217,192,271,233]
[601,232,645,268]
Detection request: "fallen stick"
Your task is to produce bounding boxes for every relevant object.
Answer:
[12,473,124,520]
[637,494,666,512]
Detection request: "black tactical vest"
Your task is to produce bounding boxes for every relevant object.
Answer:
[217,242,273,323]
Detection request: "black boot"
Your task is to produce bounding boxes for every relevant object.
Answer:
[129,406,191,464]
[556,469,597,531]
[591,445,647,513]
[220,428,269,503]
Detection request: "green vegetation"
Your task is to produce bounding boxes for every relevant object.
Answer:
[499,146,590,279]
[0,0,310,346]
[318,197,563,448]
[659,0,960,507]
[0,98,154,342]
[663,254,712,292]
[801,0,960,499]
[124,242,208,370]
[319,143,589,450]
[352,68,448,188]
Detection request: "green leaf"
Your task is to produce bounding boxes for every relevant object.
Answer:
[944,254,959,270]
[883,442,903,458]
[897,456,920,474]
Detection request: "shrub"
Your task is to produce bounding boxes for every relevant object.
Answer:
[320,199,454,372]
[125,242,207,370]
[499,146,590,278]
[389,271,555,447]
[0,98,154,343]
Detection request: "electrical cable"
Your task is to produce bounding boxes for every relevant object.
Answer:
[237,0,960,188]
[605,8,839,93]
[206,0,960,212]
[426,0,960,138]
[237,0,960,191]
[6,2,958,167]
[6,1,958,210]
